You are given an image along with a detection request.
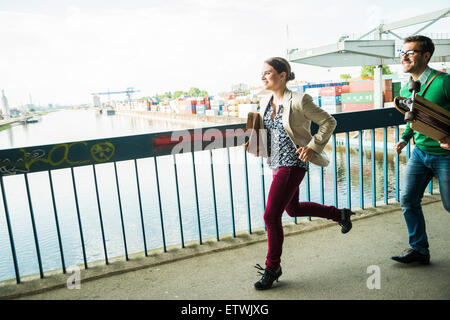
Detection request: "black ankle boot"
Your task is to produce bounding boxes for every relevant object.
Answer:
[254,264,282,290]
[339,208,355,234]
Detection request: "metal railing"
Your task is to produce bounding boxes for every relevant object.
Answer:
[0,108,435,284]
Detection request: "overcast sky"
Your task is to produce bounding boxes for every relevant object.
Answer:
[0,0,449,106]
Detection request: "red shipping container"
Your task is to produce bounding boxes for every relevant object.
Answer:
[341,85,350,94]
[342,103,374,112]
[349,79,392,93]
[349,80,372,92]
[181,108,196,114]
[319,86,342,96]
[384,91,393,102]
[384,79,393,91]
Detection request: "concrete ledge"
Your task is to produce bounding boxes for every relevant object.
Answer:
[0,193,442,300]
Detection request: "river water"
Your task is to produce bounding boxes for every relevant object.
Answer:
[0,109,410,282]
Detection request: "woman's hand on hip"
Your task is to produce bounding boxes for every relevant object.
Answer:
[296,146,315,162]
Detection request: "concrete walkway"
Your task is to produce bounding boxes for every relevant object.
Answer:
[3,194,450,300]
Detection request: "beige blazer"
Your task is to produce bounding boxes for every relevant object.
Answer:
[258,88,337,167]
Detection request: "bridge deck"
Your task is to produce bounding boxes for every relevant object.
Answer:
[2,194,449,300]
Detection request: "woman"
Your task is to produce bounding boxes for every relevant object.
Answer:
[254,57,356,290]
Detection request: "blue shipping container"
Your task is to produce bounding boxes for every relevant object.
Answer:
[321,95,342,105]
[303,82,347,91]
[312,96,322,107]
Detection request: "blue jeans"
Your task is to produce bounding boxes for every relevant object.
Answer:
[400,147,450,254]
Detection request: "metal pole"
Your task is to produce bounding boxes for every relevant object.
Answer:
[226,148,236,237]
[92,165,109,264]
[209,150,219,241]
[371,129,377,207]
[113,162,128,260]
[134,159,148,256]
[172,154,185,247]
[48,170,66,273]
[153,157,167,252]
[71,167,88,269]
[1,176,20,283]
[345,132,351,209]
[191,152,202,245]
[358,131,364,209]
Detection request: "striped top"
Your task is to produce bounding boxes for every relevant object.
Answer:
[263,102,308,171]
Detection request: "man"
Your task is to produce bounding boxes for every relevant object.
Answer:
[392,35,450,265]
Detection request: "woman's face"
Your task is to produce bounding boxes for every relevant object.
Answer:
[261,63,286,91]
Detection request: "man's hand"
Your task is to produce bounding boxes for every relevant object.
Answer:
[439,136,450,150]
[296,146,315,162]
[393,141,407,155]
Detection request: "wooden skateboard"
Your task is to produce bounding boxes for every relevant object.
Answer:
[394,93,450,141]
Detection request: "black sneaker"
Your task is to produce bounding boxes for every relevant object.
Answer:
[391,248,430,265]
[254,264,282,290]
[339,208,355,234]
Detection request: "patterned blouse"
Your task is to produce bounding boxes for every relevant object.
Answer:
[263,102,309,171]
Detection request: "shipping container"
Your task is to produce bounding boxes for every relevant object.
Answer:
[305,88,321,97]
[392,82,402,98]
[210,104,223,111]
[206,110,219,116]
[342,103,374,112]
[321,95,342,105]
[384,91,393,102]
[303,82,347,91]
[342,91,393,103]
[196,104,208,112]
[319,86,342,96]
[312,96,322,107]
[321,104,342,114]
[288,85,304,93]
[341,85,350,94]
[238,103,258,119]
[349,79,392,93]
[382,74,399,80]
[341,92,374,103]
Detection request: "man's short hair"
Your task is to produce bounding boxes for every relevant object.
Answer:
[404,35,435,61]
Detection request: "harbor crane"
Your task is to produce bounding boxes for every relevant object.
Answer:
[91,87,140,104]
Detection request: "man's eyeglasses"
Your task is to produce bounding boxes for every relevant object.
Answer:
[399,50,422,58]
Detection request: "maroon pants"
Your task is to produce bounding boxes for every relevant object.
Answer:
[264,166,341,270]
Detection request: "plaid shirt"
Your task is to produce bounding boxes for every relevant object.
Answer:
[264,102,309,171]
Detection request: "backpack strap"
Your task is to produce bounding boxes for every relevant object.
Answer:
[420,72,443,97]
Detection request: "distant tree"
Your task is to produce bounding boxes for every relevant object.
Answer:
[188,87,202,97]
[173,91,187,99]
[361,65,393,78]
[150,89,209,100]
[340,73,351,80]
[152,92,172,100]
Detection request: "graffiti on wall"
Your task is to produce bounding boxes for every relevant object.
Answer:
[0,141,116,175]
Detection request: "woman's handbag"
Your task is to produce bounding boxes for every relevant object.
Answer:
[244,112,268,157]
